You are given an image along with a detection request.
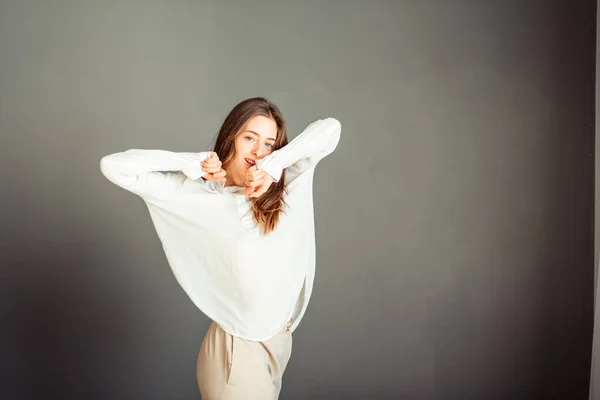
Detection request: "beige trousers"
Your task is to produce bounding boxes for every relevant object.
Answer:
[196,321,293,400]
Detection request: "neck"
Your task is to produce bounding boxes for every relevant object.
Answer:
[225,167,245,187]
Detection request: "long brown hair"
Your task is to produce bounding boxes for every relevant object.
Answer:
[212,97,288,235]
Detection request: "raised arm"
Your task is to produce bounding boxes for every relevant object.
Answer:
[257,118,341,183]
[100,149,210,199]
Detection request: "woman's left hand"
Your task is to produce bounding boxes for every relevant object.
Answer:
[243,166,274,198]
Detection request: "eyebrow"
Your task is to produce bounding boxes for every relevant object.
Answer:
[246,130,276,141]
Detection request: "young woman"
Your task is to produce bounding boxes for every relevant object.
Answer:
[100,97,341,399]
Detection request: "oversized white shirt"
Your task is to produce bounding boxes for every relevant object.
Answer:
[100,118,341,341]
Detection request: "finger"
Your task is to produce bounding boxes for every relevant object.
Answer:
[252,169,266,180]
[246,175,264,188]
[250,186,266,198]
[246,173,257,183]
[246,181,261,189]
[251,177,264,187]
[209,174,226,183]
[249,181,267,197]
[250,181,272,198]
[202,160,220,169]
[213,169,227,179]
[204,160,221,168]
[204,166,222,174]
[247,169,265,182]
[202,154,214,165]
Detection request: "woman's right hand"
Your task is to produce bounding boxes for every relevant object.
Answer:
[201,152,227,182]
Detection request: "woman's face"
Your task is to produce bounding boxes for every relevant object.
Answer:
[227,115,277,183]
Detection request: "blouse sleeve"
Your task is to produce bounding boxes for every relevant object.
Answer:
[256,118,341,183]
[100,149,211,199]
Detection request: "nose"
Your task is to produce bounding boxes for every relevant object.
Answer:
[252,143,263,158]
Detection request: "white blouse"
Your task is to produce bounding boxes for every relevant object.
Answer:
[100,118,341,341]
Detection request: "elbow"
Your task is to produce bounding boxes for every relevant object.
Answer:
[99,154,118,180]
[318,118,341,155]
[99,155,110,176]
[325,118,341,147]
[324,117,341,134]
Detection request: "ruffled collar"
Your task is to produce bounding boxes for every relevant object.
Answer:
[202,180,260,234]
[201,180,241,194]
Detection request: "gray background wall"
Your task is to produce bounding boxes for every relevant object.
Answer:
[0,1,595,399]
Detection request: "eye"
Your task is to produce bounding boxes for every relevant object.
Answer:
[265,143,273,148]
[245,136,254,142]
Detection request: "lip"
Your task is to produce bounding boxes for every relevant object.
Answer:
[244,158,256,167]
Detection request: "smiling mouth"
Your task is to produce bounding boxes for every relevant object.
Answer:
[245,158,256,167]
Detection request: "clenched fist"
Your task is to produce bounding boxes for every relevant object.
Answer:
[243,165,274,198]
[201,152,227,182]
